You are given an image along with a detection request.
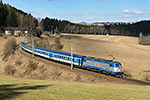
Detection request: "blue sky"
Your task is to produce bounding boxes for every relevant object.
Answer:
[3,0,150,23]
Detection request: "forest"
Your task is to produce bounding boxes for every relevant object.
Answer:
[105,20,150,37]
[1,0,150,38]
[0,1,40,36]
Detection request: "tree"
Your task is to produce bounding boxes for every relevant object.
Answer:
[80,26,86,34]
[0,0,2,4]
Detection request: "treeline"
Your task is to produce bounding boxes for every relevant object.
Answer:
[41,18,150,37]
[105,20,150,37]
[0,1,41,37]
[41,17,107,35]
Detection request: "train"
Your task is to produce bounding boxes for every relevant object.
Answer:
[21,42,124,77]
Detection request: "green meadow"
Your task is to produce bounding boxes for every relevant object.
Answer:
[0,76,150,100]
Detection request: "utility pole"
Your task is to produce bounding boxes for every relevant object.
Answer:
[22,34,24,42]
[32,39,34,58]
[71,42,73,70]
[19,35,22,54]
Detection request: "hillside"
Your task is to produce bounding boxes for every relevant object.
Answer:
[59,33,150,80]
[1,34,150,82]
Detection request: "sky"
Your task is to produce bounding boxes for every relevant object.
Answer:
[2,0,150,23]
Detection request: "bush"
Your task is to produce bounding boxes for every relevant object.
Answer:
[52,37,63,50]
[27,60,39,71]
[35,38,51,49]
[4,65,15,75]
[38,65,47,74]
[123,69,132,78]
[139,35,150,45]
[3,37,16,60]
[24,60,39,75]
[15,59,22,66]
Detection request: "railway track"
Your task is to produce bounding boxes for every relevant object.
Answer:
[20,48,150,86]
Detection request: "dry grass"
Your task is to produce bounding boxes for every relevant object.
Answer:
[60,33,150,80]
[1,34,150,81]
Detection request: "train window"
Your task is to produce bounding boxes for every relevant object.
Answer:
[110,64,112,67]
[42,51,48,55]
[35,50,40,53]
[77,59,79,62]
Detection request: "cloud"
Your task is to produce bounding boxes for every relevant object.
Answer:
[87,17,101,20]
[118,9,145,18]
[74,13,84,16]
[122,9,130,13]
[88,12,100,15]
[122,9,144,14]
[26,11,41,15]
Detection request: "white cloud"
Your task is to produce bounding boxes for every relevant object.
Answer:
[122,9,130,13]
[132,10,144,14]
[87,17,101,20]
[118,9,145,18]
[26,11,41,15]
[122,9,144,14]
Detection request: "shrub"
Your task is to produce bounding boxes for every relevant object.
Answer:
[38,65,47,74]
[144,76,150,81]
[139,35,150,45]
[15,59,22,66]
[3,37,16,60]
[52,37,63,50]
[76,74,81,82]
[24,60,39,75]
[123,69,132,78]
[27,60,39,71]
[35,38,51,49]
[4,65,15,75]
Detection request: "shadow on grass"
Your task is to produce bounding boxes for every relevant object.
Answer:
[0,84,52,100]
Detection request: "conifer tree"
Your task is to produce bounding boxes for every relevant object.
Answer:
[0,0,2,4]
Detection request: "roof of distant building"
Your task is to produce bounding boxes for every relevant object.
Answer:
[75,23,83,25]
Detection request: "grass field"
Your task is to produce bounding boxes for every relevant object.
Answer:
[0,76,150,100]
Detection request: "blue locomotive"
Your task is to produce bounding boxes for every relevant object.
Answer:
[21,42,124,77]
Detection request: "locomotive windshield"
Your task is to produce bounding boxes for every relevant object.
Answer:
[115,64,122,68]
